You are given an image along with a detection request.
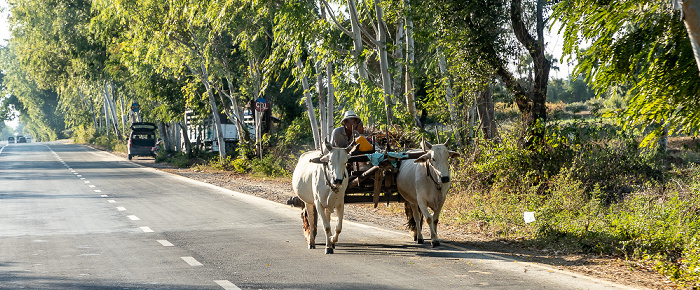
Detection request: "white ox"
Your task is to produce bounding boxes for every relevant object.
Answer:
[292,143,353,254]
[397,140,460,247]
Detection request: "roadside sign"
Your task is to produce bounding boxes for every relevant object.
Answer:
[131,102,140,112]
[255,98,269,112]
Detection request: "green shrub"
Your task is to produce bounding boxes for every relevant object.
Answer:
[73,125,96,144]
[452,121,700,285]
[250,154,289,177]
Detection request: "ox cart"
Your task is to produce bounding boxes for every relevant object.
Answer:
[342,150,425,206]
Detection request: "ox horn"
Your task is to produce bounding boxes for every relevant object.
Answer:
[324,140,333,153]
[421,137,433,151]
[346,143,358,154]
[443,137,451,146]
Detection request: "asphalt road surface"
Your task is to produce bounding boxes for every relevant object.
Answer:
[0,142,641,289]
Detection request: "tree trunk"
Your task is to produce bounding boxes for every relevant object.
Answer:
[119,96,126,137]
[404,1,420,128]
[199,63,227,159]
[179,122,192,156]
[393,18,405,102]
[680,0,700,75]
[107,83,121,139]
[315,59,327,142]
[348,0,368,79]
[476,87,498,140]
[103,98,109,136]
[222,64,249,143]
[297,59,321,150]
[374,0,394,125]
[78,91,98,131]
[509,0,550,146]
[326,62,336,140]
[438,53,462,146]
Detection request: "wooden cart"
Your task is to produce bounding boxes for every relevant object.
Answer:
[342,151,425,207]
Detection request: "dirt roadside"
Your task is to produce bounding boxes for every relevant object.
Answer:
[120,153,672,289]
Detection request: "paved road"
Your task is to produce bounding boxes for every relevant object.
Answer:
[0,142,639,289]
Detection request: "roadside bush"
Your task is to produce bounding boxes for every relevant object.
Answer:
[93,134,126,153]
[449,118,700,285]
[250,154,289,177]
[73,125,96,144]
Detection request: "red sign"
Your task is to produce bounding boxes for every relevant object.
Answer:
[255,98,269,112]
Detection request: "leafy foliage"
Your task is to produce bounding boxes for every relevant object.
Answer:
[554,0,700,147]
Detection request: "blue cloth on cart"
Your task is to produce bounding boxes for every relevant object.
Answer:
[365,152,409,167]
[366,152,385,166]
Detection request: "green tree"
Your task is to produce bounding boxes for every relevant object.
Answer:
[413,0,553,147]
[554,0,700,146]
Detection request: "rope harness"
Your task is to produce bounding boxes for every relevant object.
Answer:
[426,159,443,191]
[322,162,347,193]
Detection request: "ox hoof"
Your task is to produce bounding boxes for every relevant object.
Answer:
[417,238,424,244]
[309,244,315,249]
[325,248,334,254]
[431,240,440,247]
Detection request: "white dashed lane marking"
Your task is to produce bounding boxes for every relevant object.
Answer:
[181,257,203,266]
[215,280,241,290]
[214,280,241,290]
[157,240,174,247]
[48,147,244,290]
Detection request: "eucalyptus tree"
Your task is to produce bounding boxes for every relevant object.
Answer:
[554,0,700,146]
[6,0,129,138]
[415,0,553,147]
[94,0,230,157]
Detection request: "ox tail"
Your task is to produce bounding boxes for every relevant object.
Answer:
[301,210,310,238]
[301,207,319,240]
[404,202,417,232]
[404,202,424,232]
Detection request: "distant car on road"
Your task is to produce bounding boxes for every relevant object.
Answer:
[17,136,27,143]
[25,136,31,143]
[7,136,14,143]
[128,122,158,160]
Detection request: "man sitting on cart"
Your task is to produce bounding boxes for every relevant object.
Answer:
[331,110,365,148]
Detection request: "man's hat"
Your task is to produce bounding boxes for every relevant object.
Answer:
[341,110,360,124]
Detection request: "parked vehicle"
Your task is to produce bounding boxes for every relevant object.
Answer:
[25,136,31,143]
[128,122,158,160]
[7,136,14,143]
[17,136,26,143]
